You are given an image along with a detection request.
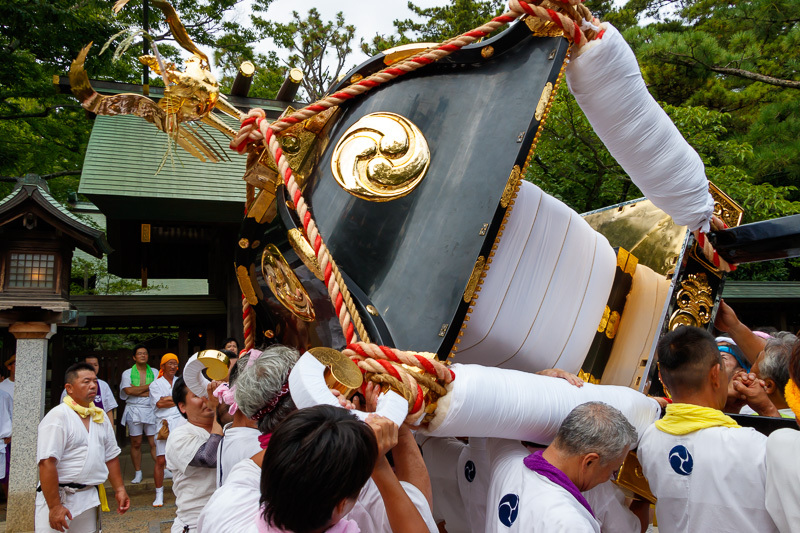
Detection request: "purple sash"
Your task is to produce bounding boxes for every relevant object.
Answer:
[523,450,595,517]
[93,384,104,411]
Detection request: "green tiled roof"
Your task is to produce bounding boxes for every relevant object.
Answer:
[71,295,225,317]
[79,113,248,203]
[723,281,800,300]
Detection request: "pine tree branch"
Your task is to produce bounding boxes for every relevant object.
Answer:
[664,52,800,89]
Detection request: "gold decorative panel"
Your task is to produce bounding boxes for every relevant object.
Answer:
[331,112,431,202]
[261,244,316,322]
[668,273,713,330]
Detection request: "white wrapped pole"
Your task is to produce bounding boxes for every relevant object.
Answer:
[184,353,210,398]
[566,24,714,232]
[422,364,660,445]
[289,351,409,427]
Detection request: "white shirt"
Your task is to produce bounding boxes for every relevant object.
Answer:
[60,379,118,413]
[166,422,217,529]
[638,423,778,533]
[484,439,600,532]
[0,388,12,456]
[149,376,182,426]
[119,366,157,425]
[217,424,262,487]
[0,378,14,399]
[419,436,470,532]
[198,458,260,533]
[35,402,121,523]
[198,456,438,533]
[766,428,800,533]
[584,479,640,533]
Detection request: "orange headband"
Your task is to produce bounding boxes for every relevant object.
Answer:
[158,353,179,378]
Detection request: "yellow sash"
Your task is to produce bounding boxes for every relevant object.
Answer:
[63,396,105,424]
[655,403,740,435]
[97,484,110,512]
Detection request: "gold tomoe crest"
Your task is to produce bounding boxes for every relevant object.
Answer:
[331,112,430,201]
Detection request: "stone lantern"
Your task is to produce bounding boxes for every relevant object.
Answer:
[0,174,110,532]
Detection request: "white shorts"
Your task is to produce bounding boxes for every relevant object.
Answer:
[156,437,167,456]
[127,422,157,437]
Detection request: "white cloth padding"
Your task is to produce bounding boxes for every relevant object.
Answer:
[566,24,715,232]
[423,363,660,444]
[289,352,408,427]
[601,263,671,387]
[455,181,616,374]
[184,353,210,398]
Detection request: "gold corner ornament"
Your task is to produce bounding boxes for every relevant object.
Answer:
[501,166,522,208]
[287,228,324,281]
[331,112,431,202]
[261,244,316,322]
[669,273,714,330]
[709,182,744,229]
[463,256,487,303]
[535,82,554,122]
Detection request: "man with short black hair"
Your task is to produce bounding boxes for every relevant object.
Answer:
[484,402,638,532]
[638,326,777,533]
[119,344,157,484]
[61,356,118,427]
[36,363,130,532]
[166,376,223,533]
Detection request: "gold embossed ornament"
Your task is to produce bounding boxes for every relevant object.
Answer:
[331,112,430,201]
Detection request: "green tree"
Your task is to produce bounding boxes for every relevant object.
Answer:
[0,0,255,201]
[71,257,166,296]
[251,8,356,101]
[622,0,800,187]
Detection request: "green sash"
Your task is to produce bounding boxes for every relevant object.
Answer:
[131,364,154,386]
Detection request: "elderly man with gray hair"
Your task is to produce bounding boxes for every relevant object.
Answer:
[484,402,638,532]
[735,332,799,418]
[213,346,296,487]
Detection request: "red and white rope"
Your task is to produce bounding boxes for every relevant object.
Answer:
[693,215,737,272]
[242,294,255,351]
[344,342,455,384]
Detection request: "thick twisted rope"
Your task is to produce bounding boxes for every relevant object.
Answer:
[694,215,737,273]
[344,343,457,423]
[242,293,255,351]
[344,343,455,385]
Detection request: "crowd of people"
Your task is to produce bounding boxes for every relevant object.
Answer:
[30,304,800,532]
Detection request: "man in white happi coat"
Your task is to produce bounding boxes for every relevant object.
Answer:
[484,402,638,532]
[119,344,157,484]
[638,326,778,533]
[150,353,185,507]
[61,356,118,427]
[167,376,224,533]
[36,363,129,532]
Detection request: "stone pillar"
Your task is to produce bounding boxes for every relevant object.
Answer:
[6,322,55,533]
